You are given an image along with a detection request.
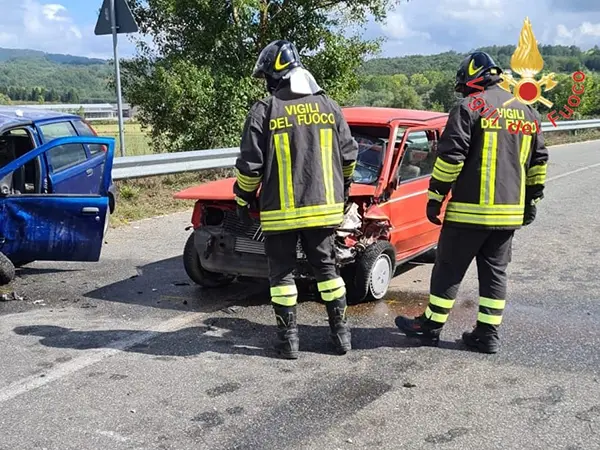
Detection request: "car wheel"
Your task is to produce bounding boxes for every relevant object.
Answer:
[183,233,235,288]
[0,252,16,286]
[352,241,396,303]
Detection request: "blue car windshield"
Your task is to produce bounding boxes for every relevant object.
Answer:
[351,128,406,185]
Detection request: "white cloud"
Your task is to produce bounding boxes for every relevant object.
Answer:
[554,21,600,45]
[381,12,431,40]
[0,0,138,59]
[42,4,68,22]
[372,0,600,58]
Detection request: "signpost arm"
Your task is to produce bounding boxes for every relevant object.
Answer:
[110,0,126,157]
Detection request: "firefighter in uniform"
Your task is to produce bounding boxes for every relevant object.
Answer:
[233,40,359,359]
[395,51,549,354]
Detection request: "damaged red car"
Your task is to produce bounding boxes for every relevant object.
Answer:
[174,107,448,303]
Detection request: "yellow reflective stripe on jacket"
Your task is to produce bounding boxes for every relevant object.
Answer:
[526,163,547,186]
[446,201,524,214]
[260,212,344,232]
[519,134,533,206]
[428,190,444,202]
[434,157,463,174]
[444,211,523,226]
[343,161,356,178]
[235,196,248,207]
[480,131,498,205]
[320,128,335,205]
[274,132,295,210]
[432,157,463,183]
[260,203,344,221]
[235,168,262,192]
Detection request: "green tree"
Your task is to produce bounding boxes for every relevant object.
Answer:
[122,0,404,152]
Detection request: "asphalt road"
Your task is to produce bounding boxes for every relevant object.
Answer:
[1,140,599,450]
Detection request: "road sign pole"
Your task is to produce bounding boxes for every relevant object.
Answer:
[110,0,126,157]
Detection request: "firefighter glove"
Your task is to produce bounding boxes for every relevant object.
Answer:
[236,203,253,226]
[235,196,254,226]
[426,200,442,226]
[523,197,540,226]
[344,179,351,205]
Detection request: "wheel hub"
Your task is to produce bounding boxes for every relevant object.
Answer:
[370,254,391,299]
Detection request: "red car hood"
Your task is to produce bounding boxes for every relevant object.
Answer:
[173,177,376,201]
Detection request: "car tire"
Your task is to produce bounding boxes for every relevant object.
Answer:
[183,233,235,288]
[0,252,16,286]
[351,241,396,304]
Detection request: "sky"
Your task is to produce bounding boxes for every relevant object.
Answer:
[0,0,599,60]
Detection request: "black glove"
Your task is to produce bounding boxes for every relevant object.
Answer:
[236,203,253,226]
[523,203,536,226]
[343,179,351,205]
[523,192,542,226]
[426,200,442,225]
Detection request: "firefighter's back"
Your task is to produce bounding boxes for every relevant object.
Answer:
[258,88,346,232]
[445,84,542,230]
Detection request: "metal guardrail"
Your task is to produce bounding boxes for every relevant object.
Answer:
[111,119,600,180]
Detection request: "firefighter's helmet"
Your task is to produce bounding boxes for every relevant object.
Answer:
[252,40,303,82]
[455,51,503,95]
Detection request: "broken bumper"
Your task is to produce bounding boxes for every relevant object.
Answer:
[194,226,270,278]
[193,208,358,279]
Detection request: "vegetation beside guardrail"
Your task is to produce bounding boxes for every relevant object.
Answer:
[108,129,600,228]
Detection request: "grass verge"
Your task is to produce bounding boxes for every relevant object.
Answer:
[110,168,233,227]
[109,130,600,228]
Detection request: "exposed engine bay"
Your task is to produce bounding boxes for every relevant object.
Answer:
[193,200,392,281]
[332,201,392,266]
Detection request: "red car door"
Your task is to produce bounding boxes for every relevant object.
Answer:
[380,127,442,262]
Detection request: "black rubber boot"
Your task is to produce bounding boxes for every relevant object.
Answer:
[395,314,442,346]
[325,298,352,354]
[462,323,499,354]
[273,304,299,359]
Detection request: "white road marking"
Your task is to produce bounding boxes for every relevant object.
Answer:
[547,162,600,182]
[0,312,205,404]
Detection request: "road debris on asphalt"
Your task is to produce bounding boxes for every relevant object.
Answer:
[0,292,24,302]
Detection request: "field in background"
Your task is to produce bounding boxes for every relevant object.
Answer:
[108,128,600,228]
[93,122,153,156]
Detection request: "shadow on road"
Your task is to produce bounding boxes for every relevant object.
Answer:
[17,267,83,276]
[82,255,426,314]
[13,313,464,360]
[83,256,271,314]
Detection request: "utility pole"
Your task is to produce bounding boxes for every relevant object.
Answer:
[95,0,139,157]
[110,0,126,157]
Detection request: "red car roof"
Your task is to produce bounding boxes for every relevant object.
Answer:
[342,106,447,127]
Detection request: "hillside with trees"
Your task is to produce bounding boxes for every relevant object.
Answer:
[0,48,114,104]
[351,44,600,118]
[0,40,598,127]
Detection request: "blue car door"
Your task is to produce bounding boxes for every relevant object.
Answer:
[0,136,115,262]
[71,119,108,194]
[36,120,101,195]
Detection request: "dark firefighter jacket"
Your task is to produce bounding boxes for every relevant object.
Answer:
[428,83,549,230]
[233,85,358,233]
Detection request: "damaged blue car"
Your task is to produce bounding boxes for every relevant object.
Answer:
[0,107,116,285]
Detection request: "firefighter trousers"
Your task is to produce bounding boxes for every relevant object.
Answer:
[263,228,346,306]
[425,225,514,328]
